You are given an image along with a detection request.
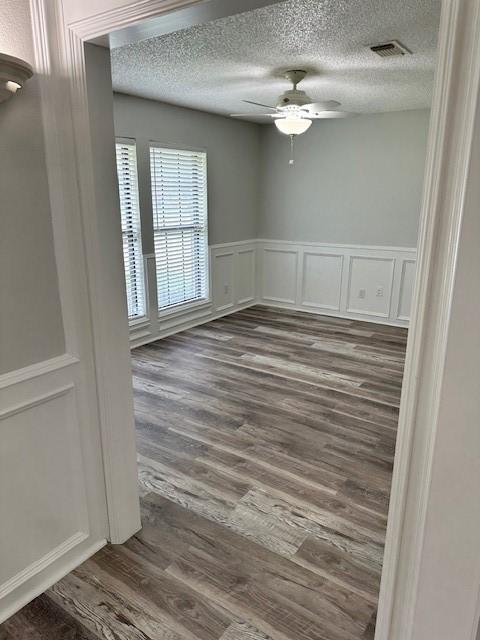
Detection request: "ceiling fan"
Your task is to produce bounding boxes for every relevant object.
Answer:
[231,69,355,163]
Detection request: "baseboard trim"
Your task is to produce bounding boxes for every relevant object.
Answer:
[258,301,410,328]
[131,296,409,354]
[130,301,257,350]
[0,537,106,624]
[0,531,88,600]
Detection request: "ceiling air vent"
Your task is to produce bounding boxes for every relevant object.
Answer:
[369,40,412,57]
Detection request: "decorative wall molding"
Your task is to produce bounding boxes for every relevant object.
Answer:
[0,352,97,622]
[129,238,416,349]
[67,0,206,39]
[0,354,79,390]
[0,538,106,625]
[0,384,74,422]
[130,240,258,348]
[0,532,88,601]
[258,240,416,327]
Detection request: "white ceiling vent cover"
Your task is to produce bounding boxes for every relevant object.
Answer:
[369,40,412,57]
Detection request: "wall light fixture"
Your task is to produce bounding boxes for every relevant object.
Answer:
[0,53,33,103]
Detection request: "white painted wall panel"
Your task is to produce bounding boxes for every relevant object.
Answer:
[398,260,416,321]
[0,353,108,622]
[130,239,416,348]
[236,249,256,304]
[0,386,88,591]
[262,248,297,304]
[213,252,234,311]
[301,252,343,311]
[130,241,259,348]
[257,240,416,326]
[347,257,395,318]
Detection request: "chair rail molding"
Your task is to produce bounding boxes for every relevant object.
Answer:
[25,0,480,638]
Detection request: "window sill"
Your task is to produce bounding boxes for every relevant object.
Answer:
[128,315,150,330]
[158,298,212,321]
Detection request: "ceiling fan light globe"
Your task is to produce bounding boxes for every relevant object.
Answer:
[275,116,312,135]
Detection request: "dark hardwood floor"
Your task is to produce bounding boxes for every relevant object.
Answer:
[1,306,407,640]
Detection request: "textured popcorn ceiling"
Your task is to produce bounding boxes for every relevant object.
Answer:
[111,0,441,121]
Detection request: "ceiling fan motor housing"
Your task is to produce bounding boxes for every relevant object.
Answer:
[277,89,311,111]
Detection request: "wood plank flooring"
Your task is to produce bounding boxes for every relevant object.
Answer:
[1,306,407,640]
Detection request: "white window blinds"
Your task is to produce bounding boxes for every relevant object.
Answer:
[150,145,208,310]
[115,141,146,319]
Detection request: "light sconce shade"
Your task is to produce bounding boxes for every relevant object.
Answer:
[0,53,33,103]
[275,116,312,136]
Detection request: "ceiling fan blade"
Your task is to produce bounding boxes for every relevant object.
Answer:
[302,100,341,112]
[230,112,277,117]
[310,110,356,119]
[242,99,278,111]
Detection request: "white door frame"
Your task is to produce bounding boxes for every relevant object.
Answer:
[30,0,480,638]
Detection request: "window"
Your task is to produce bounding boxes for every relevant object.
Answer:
[149,145,208,311]
[115,140,146,319]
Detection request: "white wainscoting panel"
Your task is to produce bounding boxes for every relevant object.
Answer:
[129,239,416,347]
[236,248,256,305]
[0,355,106,622]
[301,252,343,311]
[261,247,298,304]
[212,242,257,311]
[130,240,258,348]
[258,240,416,327]
[397,259,416,321]
[0,385,88,593]
[347,256,395,318]
[212,251,235,312]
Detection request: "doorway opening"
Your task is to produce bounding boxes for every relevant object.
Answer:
[5,1,443,638]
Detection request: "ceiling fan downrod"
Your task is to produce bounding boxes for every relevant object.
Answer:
[284,69,307,90]
[289,134,295,165]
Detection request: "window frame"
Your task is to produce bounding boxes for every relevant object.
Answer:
[149,141,210,316]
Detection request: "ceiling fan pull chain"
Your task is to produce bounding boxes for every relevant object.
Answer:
[289,134,295,165]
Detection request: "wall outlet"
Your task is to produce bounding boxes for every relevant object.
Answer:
[376,287,384,297]
[358,288,366,299]
[224,284,229,295]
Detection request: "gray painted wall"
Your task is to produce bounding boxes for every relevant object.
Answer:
[259,109,430,247]
[114,97,429,249]
[0,0,65,375]
[113,93,261,248]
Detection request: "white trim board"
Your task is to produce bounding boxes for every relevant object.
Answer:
[256,239,416,253]
[131,301,257,350]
